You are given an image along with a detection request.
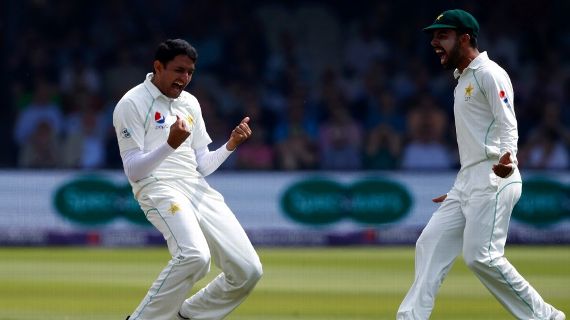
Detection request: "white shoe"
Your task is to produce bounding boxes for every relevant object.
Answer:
[551,309,566,320]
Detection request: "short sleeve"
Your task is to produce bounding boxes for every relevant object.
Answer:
[113,99,145,153]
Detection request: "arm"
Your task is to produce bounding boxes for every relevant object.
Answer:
[483,69,518,164]
[121,143,175,181]
[483,69,518,177]
[115,110,190,181]
[195,144,233,177]
[196,116,252,176]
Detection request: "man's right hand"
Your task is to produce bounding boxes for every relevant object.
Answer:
[432,194,447,203]
[167,115,191,149]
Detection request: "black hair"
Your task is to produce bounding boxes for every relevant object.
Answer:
[456,28,478,49]
[154,39,198,67]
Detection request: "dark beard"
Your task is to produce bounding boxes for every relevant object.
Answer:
[443,41,462,70]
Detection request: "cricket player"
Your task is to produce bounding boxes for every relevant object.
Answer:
[396,10,565,320]
[114,39,262,320]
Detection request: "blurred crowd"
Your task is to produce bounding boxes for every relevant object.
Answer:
[3,0,570,171]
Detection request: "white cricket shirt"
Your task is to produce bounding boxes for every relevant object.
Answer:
[452,51,518,170]
[113,73,212,194]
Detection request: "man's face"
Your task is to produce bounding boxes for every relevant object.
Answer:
[430,29,462,70]
[153,54,195,98]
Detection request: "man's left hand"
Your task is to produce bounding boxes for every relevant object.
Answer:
[226,117,252,151]
[492,151,514,178]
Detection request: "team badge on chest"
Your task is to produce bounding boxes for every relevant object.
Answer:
[464,83,474,101]
[168,202,181,215]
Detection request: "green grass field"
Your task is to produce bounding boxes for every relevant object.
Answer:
[0,246,568,320]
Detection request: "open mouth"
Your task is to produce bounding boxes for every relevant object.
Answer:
[435,48,447,64]
[172,81,185,91]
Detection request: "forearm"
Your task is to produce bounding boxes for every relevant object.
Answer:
[195,143,234,176]
[121,143,175,181]
[499,127,518,164]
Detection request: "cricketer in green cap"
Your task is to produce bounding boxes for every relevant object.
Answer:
[422,9,480,71]
[396,7,568,320]
[423,9,480,38]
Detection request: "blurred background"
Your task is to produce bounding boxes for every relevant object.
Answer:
[3,0,570,172]
[1,0,569,245]
[1,1,569,319]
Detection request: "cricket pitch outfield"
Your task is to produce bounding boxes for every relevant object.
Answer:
[0,246,568,319]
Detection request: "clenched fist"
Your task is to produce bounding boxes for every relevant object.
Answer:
[167,115,191,149]
[226,117,252,151]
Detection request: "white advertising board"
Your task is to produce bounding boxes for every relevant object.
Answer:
[0,170,568,245]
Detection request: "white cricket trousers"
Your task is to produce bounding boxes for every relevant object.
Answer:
[397,160,557,320]
[129,178,263,320]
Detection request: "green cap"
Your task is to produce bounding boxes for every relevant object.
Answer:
[423,9,479,37]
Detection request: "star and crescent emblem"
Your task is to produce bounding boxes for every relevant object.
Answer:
[168,202,181,215]
[465,83,474,97]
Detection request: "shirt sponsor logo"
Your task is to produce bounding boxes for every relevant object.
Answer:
[154,111,169,129]
[155,112,166,124]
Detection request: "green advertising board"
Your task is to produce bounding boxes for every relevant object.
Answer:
[513,178,569,226]
[54,176,150,226]
[281,177,412,225]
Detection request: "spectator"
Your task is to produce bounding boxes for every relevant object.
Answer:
[235,126,275,170]
[264,30,312,102]
[102,48,145,100]
[62,109,106,169]
[59,53,101,94]
[363,124,402,170]
[522,128,569,170]
[276,130,319,171]
[401,96,453,170]
[344,21,389,76]
[363,89,405,132]
[274,91,319,170]
[519,102,570,169]
[18,121,61,169]
[2,1,568,171]
[319,102,363,170]
[13,80,64,146]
